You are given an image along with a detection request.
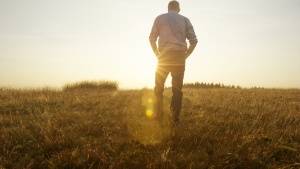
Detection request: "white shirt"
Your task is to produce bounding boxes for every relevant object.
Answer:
[149,11,198,53]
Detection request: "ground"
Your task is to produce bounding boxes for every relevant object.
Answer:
[0,87,300,168]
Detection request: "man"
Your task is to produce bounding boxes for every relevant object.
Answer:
[149,0,198,126]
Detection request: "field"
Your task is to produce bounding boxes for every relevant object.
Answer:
[0,82,300,168]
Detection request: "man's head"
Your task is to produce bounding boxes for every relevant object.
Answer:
[168,0,180,13]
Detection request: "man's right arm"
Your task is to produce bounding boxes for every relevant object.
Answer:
[185,18,198,60]
[185,43,197,60]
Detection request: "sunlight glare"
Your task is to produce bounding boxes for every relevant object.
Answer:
[142,90,156,118]
[125,90,172,145]
[146,109,153,117]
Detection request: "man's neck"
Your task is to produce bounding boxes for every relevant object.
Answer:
[168,9,179,13]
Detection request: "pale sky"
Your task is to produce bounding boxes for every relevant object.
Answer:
[1,0,300,89]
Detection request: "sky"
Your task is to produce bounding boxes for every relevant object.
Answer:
[1,0,300,89]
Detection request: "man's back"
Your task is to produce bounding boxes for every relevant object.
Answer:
[149,11,197,53]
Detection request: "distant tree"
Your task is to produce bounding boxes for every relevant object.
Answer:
[182,82,243,89]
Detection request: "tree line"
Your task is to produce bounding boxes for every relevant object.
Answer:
[182,82,242,89]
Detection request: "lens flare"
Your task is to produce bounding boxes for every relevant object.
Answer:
[146,109,153,117]
[125,90,173,145]
[142,91,156,118]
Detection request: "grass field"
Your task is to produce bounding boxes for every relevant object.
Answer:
[0,82,300,168]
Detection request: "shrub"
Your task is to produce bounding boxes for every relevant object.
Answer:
[62,80,118,91]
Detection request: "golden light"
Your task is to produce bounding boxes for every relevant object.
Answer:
[125,90,173,145]
[141,91,156,119]
[146,109,153,117]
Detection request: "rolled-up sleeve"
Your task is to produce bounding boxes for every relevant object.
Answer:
[186,18,198,44]
[149,17,159,42]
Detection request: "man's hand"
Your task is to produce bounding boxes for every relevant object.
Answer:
[154,51,160,58]
[150,41,160,58]
[184,43,197,60]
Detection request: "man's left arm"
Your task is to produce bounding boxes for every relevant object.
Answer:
[150,41,160,57]
[149,17,160,58]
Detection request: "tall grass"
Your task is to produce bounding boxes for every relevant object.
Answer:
[0,83,299,168]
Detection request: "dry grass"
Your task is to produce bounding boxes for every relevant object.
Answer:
[0,84,300,168]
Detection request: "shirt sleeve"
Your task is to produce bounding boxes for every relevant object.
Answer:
[186,18,198,44]
[149,17,159,42]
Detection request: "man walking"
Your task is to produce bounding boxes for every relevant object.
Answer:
[149,0,198,126]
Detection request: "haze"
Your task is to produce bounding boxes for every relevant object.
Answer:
[1,0,300,89]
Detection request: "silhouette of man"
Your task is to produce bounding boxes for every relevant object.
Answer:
[149,0,198,126]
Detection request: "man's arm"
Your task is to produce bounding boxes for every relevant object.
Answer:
[185,18,198,60]
[149,16,160,58]
[184,43,197,60]
[150,41,160,57]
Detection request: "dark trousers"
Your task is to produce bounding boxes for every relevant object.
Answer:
[154,50,185,124]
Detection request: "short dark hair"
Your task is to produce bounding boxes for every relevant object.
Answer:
[168,0,180,11]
